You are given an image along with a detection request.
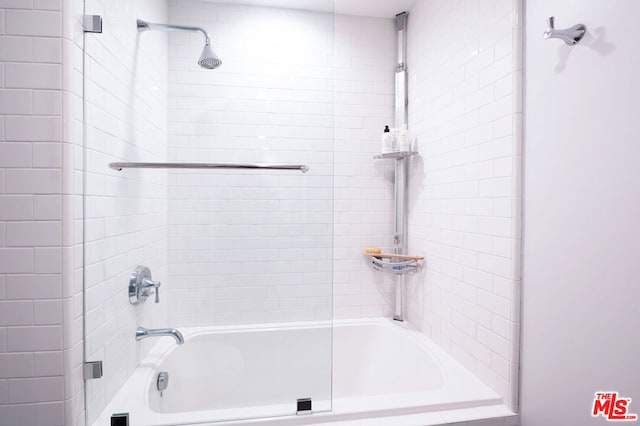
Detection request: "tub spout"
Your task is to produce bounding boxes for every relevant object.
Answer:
[136,327,184,345]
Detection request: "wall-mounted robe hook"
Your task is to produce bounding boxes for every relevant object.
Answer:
[544,16,586,45]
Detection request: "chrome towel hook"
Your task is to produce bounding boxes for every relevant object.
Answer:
[544,16,586,45]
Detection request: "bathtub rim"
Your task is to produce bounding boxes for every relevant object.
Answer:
[92,317,504,426]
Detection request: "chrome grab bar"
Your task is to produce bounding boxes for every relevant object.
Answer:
[109,162,309,173]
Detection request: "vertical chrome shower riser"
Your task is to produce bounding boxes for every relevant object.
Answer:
[393,12,409,323]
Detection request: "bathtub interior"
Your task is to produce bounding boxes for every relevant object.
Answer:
[148,325,333,415]
[331,321,444,397]
[92,319,504,426]
[148,319,449,416]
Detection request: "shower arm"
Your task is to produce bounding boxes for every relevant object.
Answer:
[137,19,211,46]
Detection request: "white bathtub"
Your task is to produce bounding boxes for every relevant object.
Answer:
[93,318,503,426]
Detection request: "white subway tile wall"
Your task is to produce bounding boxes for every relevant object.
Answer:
[68,0,87,406]
[82,0,169,424]
[406,0,522,410]
[0,0,82,424]
[166,1,335,326]
[332,14,397,319]
[164,2,396,326]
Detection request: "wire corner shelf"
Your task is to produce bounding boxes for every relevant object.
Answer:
[364,251,424,275]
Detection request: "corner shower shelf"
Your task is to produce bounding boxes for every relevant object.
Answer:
[368,149,421,278]
[373,151,419,160]
[365,252,424,275]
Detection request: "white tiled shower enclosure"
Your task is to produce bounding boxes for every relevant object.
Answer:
[0,0,522,424]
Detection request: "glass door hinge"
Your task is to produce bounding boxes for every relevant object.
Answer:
[83,361,103,380]
[83,15,103,33]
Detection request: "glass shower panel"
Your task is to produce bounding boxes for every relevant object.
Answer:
[83,0,334,425]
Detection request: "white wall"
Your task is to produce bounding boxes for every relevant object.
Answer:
[0,0,85,424]
[166,1,334,326]
[166,1,398,325]
[521,1,640,424]
[332,13,397,319]
[406,0,522,409]
[82,0,169,423]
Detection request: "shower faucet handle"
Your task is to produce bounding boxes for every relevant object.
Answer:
[142,277,161,303]
[129,266,162,305]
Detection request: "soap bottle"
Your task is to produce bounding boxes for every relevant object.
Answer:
[381,125,393,154]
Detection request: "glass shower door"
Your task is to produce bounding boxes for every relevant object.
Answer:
[83,0,334,424]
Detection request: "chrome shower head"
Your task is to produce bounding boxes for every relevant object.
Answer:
[137,18,222,70]
[198,43,222,70]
